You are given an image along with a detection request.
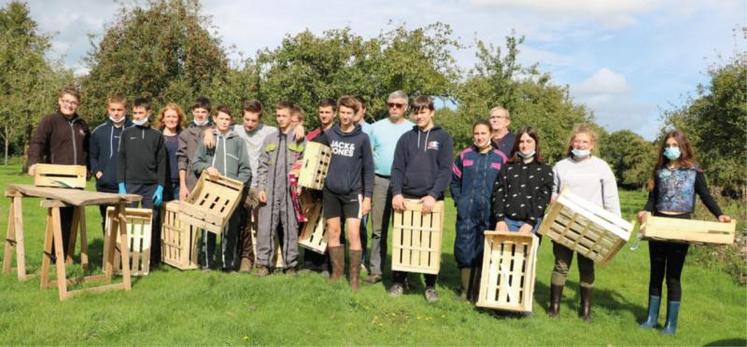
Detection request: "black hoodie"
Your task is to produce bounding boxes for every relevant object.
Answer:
[117,122,166,186]
[315,123,374,197]
[390,125,453,199]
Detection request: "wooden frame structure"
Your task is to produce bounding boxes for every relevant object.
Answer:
[298,202,326,254]
[538,190,633,265]
[33,164,87,189]
[640,212,736,245]
[391,200,444,274]
[105,207,153,276]
[477,230,539,313]
[161,201,199,270]
[298,142,331,190]
[178,173,244,234]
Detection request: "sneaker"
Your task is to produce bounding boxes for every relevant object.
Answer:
[255,266,270,277]
[424,287,439,303]
[388,283,404,298]
[365,273,382,284]
[239,258,253,273]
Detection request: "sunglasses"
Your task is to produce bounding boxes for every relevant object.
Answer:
[387,102,406,109]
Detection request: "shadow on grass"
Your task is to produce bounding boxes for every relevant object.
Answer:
[533,279,646,319]
[704,338,747,346]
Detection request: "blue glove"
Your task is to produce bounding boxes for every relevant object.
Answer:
[153,185,164,207]
[118,182,127,195]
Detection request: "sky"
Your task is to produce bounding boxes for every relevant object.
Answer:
[11,0,746,139]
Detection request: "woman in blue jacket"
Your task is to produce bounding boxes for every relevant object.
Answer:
[450,120,507,301]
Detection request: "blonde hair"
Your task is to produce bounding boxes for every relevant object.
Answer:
[489,106,510,119]
[565,123,598,157]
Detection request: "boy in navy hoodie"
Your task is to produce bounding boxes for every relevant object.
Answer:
[314,96,374,291]
[90,95,132,234]
[389,95,453,303]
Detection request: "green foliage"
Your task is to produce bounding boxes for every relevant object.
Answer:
[81,0,230,122]
[663,60,747,197]
[600,130,657,189]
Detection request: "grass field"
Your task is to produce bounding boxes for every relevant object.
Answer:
[0,163,745,345]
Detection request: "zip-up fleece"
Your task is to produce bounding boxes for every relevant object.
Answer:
[390,125,454,199]
[28,111,90,167]
[177,122,212,190]
[90,118,133,191]
[316,124,374,197]
[117,123,166,186]
[192,129,252,185]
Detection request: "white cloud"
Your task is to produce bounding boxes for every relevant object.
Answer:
[471,0,660,27]
[574,68,629,95]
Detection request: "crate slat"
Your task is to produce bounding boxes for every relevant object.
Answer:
[299,202,327,254]
[105,207,153,276]
[33,164,87,189]
[477,230,539,312]
[640,212,736,244]
[178,173,244,235]
[391,200,444,275]
[161,201,199,270]
[298,142,331,191]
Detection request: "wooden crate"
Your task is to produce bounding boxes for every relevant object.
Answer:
[178,173,244,234]
[105,207,152,276]
[538,190,633,265]
[298,142,331,190]
[640,212,736,245]
[33,164,87,189]
[161,201,199,270]
[299,202,326,254]
[391,200,444,274]
[477,230,539,313]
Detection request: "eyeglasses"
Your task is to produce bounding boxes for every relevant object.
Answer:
[489,115,508,120]
[61,99,79,106]
[387,103,405,109]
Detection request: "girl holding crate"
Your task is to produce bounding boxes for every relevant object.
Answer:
[636,129,730,335]
[450,120,508,301]
[549,124,621,322]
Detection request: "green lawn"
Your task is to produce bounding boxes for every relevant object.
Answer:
[0,163,745,345]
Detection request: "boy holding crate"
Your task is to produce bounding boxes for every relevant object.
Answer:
[389,95,453,303]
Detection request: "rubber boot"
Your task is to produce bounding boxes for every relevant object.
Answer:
[579,287,592,322]
[459,268,471,300]
[640,295,661,329]
[328,246,345,282]
[548,284,563,317]
[349,249,362,292]
[661,301,680,335]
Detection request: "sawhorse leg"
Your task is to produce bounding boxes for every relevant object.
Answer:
[64,206,89,271]
[3,194,28,281]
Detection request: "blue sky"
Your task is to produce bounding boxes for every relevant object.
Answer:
[13,0,746,139]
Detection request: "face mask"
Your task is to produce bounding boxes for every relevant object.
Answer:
[663,147,681,161]
[571,148,590,158]
[193,119,209,126]
[132,118,148,126]
[109,115,125,125]
[518,150,535,159]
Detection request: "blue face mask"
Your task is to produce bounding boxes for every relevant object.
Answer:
[571,148,590,158]
[663,147,681,161]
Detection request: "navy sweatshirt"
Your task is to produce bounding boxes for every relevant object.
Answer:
[117,123,167,186]
[390,125,454,199]
[90,118,133,192]
[315,124,374,197]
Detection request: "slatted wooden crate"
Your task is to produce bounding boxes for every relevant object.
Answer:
[161,201,199,270]
[178,173,244,234]
[538,190,633,265]
[105,207,152,276]
[391,200,444,274]
[299,202,326,254]
[477,230,539,313]
[33,164,87,189]
[298,142,331,190]
[640,212,736,245]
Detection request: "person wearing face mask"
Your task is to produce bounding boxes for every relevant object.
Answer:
[636,129,730,336]
[90,95,133,235]
[549,124,620,322]
[176,97,213,201]
[450,120,507,301]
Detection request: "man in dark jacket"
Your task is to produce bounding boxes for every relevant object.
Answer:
[90,95,132,234]
[176,97,212,200]
[389,95,453,303]
[27,86,90,258]
[489,106,515,156]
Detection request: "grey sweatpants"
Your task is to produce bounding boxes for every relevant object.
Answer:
[368,175,393,276]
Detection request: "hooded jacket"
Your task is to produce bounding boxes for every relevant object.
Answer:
[90,118,133,191]
[315,123,374,197]
[390,125,454,199]
[177,122,213,190]
[192,129,252,185]
[28,111,90,167]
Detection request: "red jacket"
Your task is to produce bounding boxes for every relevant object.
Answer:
[28,111,90,167]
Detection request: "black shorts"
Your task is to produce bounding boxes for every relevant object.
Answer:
[323,188,361,220]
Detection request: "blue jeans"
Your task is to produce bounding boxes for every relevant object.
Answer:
[504,217,542,234]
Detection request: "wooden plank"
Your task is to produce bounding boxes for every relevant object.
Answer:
[402,209,412,267]
[299,142,331,190]
[2,200,14,274]
[7,184,141,206]
[50,207,69,300]
[412,208,422,267]
[40,211,53,289]
[116,204,132,290]
[65,206,80,265]
[33,164,87,189]
[78,206,89,271]
[392,206,403,267]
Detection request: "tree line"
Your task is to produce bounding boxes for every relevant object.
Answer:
[1,0,744,198]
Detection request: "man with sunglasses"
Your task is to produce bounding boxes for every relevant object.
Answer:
[365,90,413,284]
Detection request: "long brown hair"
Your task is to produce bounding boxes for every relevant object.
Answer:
[646,129,699,191]
[508,127,544,164]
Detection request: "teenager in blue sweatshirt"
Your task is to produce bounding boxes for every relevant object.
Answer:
[90,95,132,234]
[314,96,374,291]
[389,96,454,303]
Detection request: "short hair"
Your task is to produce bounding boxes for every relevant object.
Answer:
[473,120,491,132]
[354,95,366,109]
[509,127,545,164]
[387,90,408,103]
[106,94,127,107]
[337,95,360,114]
[565,123,598,157]
[214,105,232,118]
[411,95,434,113]
[318,98,336,111]
[489,106,510,120]
[192,96,212,112]
[242,99,263,115]
[155,102,186,132]
[58,86,81,101]
[290,104,305,122]
[275,101,293,111]
[133,97,151,111]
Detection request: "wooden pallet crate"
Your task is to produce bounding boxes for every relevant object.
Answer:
[477,230,539,313]
[299,201,326,254]
[298,142,331,190]
[104,207,152,276]
[640,212,736,245]
[178,173,244,234]
[391,200,444,274]
[33,164,87,189]
[161,201,199,270]
[538,190,633,265]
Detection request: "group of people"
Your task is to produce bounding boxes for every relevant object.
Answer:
[25,86,731,336]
